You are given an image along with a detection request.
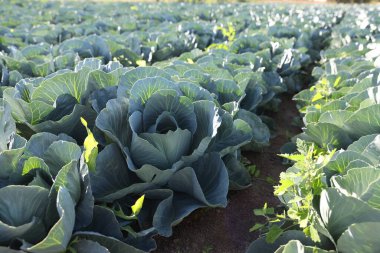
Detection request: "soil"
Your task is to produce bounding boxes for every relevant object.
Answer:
[154,93,301,253]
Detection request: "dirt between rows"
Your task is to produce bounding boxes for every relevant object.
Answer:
[154,93,301,253]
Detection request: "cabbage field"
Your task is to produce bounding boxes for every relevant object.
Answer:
[0,0,380,252]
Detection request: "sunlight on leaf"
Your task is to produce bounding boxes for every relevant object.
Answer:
[131,194,145,216]
[80,117,98,172]
[136,60,146,67]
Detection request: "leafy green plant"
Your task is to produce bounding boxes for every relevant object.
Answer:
[276,139,335,242]
[242,157,260,177]
[207,23,236,51]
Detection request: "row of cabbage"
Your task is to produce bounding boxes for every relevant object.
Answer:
[0,46,314,251]
[1,58,255,252]
[248,5,380,253]
[0,1,346,253]
[0,0,340,86]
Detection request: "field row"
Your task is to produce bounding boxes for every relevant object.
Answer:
[0,0,379,252]
[248,6,380,253]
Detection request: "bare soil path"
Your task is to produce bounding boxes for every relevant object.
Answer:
[154,93,301,253]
